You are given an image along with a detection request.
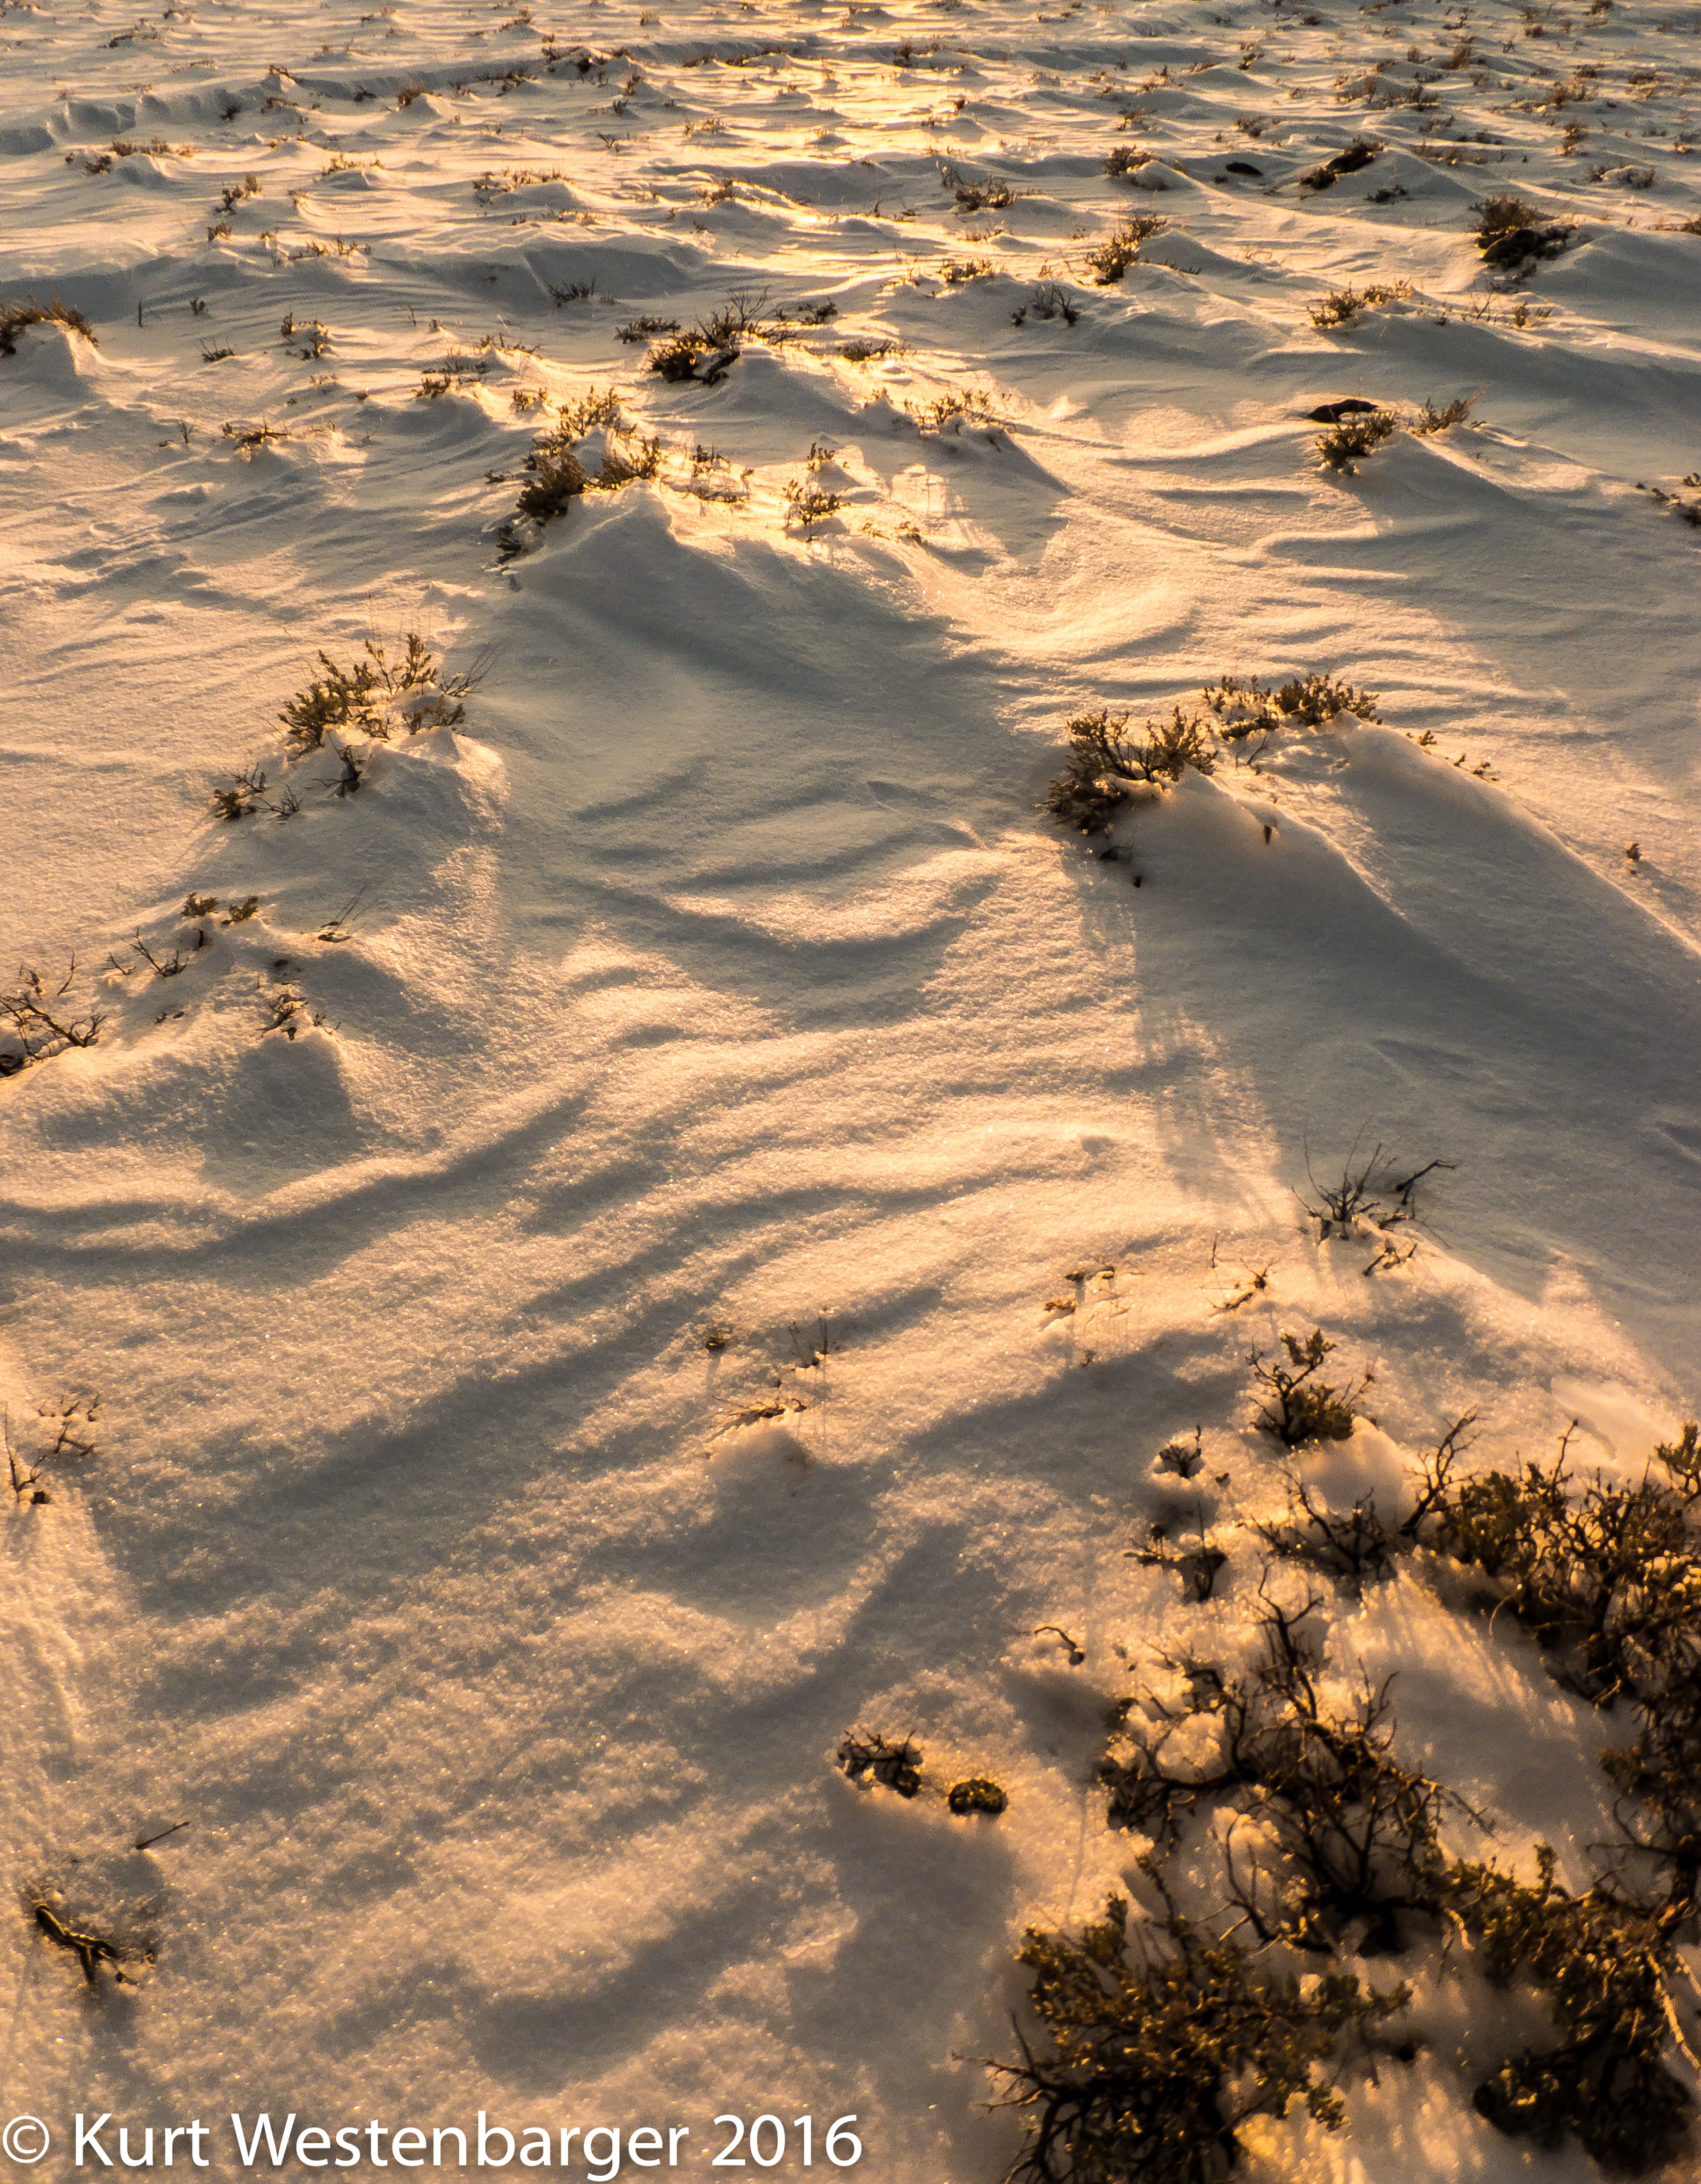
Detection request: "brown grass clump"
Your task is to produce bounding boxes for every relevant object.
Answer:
[0,297,97,355]
[1203,672,1381,736]
[1308,282,1410,329]
[1085,214,1168,284]
[280,635,476,752]
[1043,708,1215,832]
[1315,409,1399,470]
[1299,137,1382,191]
[1473,193,1571,267]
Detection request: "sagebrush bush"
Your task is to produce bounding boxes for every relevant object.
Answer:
[995,1882,1410,2184]
[1308,282,1410,329]
[1085,214,1167,284]
[1,963,105,1076]
[1315,409,1399,470]
[280,634,473,753]
[1473,193,1571,267]
[1251,1329,1370,1447]
[1202,672,1380,736]
[1445,1847,1694,2170]
[1104,1596,1455,1953]
[0,296,97,355]
[1042,709,1215,833]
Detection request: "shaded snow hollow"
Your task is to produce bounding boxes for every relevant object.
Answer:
[3,0,1700,2179]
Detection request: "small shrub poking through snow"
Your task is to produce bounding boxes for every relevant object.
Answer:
[1298,136,1382,191]
[836,1728,923,1796]
[1,963,105,1076]
[1249,1327,1371,1446]
[947,1776,1008,1815]
[1411,391,1479,433]
[1085,213,1167,284]
[1043,708,1217,833]
[1308,281,1410,329]
[994,1880,1411,2184]
[1472,193,1571,268]
[280,634,476,754]
[1202,671,1380,738]
[0,296,97,355]
[1311,399,1391,468]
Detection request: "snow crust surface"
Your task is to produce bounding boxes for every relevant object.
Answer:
[3,0,1701,2174]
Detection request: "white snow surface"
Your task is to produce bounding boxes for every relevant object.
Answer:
[3,0,1701,2175]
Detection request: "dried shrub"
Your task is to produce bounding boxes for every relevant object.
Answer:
[1,962,105,1076]
[1445,1847,1694,2170]
[836,1728,922,1796]
[1251,1329,1371,1449]
[0,296,98,355]
[1423,1421,1701,1874]
[1203,671,1380,738]
[785,479,842,527]
[1104,1596,1460,1954]
[994,1880,1410,2184]
[280,635,474,754]
[1042,708,1216,833]
[1085,213,1167,284]
[1308,281,1410,329]
[1299,137,1382,191]
[646,331,738,384]
[1104,144,1152,179]
[1316,408,1399,469]
[1411,391,1478,433]
[905,390,995,432]
[952,173,1016,210]
[1473,193,1570,267]
[616,315,681,342]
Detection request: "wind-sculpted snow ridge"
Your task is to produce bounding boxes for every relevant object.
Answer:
[2,0,1700,2177]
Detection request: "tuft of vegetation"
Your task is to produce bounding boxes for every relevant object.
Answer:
[995,1879,1410,2184]
[1250,1329,1372,1449]
[1299,137,1382,191]
[1315,409,1398,469]
[1308,282,1410,329]
[1104,144,1153,180]
[1085,214,1167,285]
[948,1777,1008,1815]
[785,479,843,527]
[840,336,905,363]
[906,390,995,433]
[1411,391,1479,433]
[0,296,98,356]
[1042,708,1217,833]
[1445,1847,1694,2170]
[836,1728,922,1797]
[1472,193,1571,268]
[950,170,1017,212]
[279,635,476,754]
[1012,283,1080,328]
[1202,671,1380,740]
[1,962,105,1076]
[6,1395,100,1504]
[616,315,681,342]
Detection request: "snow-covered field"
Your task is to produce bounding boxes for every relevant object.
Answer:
[4,0,1701,2174]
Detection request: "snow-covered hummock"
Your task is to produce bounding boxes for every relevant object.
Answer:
[2,0,1699,2175]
